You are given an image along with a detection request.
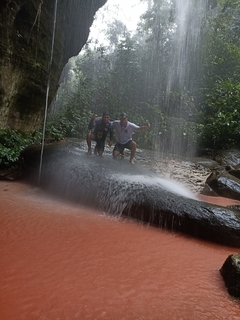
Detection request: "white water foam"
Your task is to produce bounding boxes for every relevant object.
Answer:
[117,174,197,200]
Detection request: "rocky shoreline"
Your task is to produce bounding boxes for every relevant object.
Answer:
[101,145,216,195]
[145,156,213,194]
[2,139,240,199]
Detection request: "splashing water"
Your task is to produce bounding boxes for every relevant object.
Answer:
[116,174,197,199]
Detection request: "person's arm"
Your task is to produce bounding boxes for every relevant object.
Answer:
[138,122,151,131]
[88,114,97,130]
[108,123,113,146]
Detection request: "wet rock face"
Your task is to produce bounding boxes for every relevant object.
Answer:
[220,254,240,298]
[21,141,240,248]
[0,0,107,132]
[206,169,240,201]
[198,149,240,200]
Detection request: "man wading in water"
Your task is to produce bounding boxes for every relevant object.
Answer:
[112,112,150,164]
[86,112,113,156]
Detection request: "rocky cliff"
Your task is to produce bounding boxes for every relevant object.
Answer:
[0,0,107,132]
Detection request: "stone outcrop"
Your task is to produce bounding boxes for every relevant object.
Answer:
[0,0,107,132]
[21,140,240,248]
[195,149,240,200]
[206,167,240,201]
[220,254,240,298]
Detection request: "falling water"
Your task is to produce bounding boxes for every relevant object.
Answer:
[38,0,58,186]
[165,0,208,156]
[167,0,208,93]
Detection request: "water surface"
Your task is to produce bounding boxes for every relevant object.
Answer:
[1,181,240,320]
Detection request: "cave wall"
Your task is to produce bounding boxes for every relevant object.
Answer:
[0,0,107,132]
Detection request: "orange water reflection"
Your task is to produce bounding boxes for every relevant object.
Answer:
[1,181,240,320]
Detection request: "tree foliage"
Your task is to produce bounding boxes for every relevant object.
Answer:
[0,130,42,168]
[28,0,240,162]
[42,0,240,152]
[198,0,240,148]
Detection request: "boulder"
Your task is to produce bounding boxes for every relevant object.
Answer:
[21,141,240,248]
[206,170,240,201]
[191,157,219,170]
[218,149,240,167]
[220,254,240,298]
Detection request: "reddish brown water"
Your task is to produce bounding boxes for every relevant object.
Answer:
[1,181,240,320]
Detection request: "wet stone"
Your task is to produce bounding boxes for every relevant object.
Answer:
[220,254,240,298]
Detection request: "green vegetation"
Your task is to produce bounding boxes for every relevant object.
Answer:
[2,0,240,168]
[0,129,42,168]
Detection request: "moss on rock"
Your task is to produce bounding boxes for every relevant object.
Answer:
[0,0,107,132]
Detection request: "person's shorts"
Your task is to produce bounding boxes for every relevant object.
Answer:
[93,136,105,151]
[113,140,132,153]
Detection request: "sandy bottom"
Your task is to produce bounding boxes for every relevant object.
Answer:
[1,181,240,320]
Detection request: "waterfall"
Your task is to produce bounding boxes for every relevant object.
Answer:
[38,0,58,185]
[164,0,208,156]
[167,0,208,93]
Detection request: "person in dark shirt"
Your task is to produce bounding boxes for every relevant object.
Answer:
[86,111,113,156]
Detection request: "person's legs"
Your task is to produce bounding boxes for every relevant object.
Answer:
[113,149,120,158]
[95,140,105,156]
[98,149,104,156]
[113,141,136,163]
[129,140,137,164]
[86,133,94,155]
[113,143,123,159]
[95,146,104,156]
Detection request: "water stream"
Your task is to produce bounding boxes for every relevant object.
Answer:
[38,0,58,186]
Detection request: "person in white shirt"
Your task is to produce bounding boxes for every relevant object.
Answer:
[112,112,150,164]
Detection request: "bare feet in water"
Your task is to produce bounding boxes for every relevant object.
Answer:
[86,150,92,155]
[130,159,135,164]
